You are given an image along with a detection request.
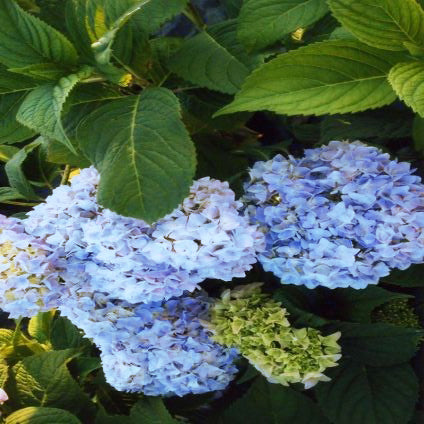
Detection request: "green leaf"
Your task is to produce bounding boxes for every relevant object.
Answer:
[0,146,19,162]
[28,311,55,344]
[238,0,329,51]
[320,108,413,143]
[95,409,132,424]
[50,317,85,351]
[217,377,330,423]
[0,93,36,144]
[78,88,196,222]
[0,0,78,68]
[8,63,69,81]
[5,139,43,200]
[0,187,25,202]
[168,31,251,94]
[332,286,411,323]
[130,398,180,424]
[208,20,264,71]
[328,0,424,51]
[0,65,38,94]
[217,40,402,116]
[333,322,423,366]
[315,360,418,424]
[5,407,82,424]
[11,350,89,412]
[413,115,424,152]
[90,0,152,66]
[382,264,424,287]
[17,69,93,154]
[389,61,424,116]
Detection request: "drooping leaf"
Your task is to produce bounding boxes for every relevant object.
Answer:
[28,311,55,345]
[388,61,424,117]
[238,0,329,51]
[0,93,36,144]
[130,398,180,424]
[11,349,89,413]
[0,187,26,202]
[168,31,251,94]
[0,0,78,68]
[78,88,196,222]
[5,139,43,200]
[328,0,424,51]
[217,40,403,116]
[332,322,423,366]
[17,68,93,153]
[216,377,330,423]
[50,317,86,351]
[5,407,82,424]
[0,146,19,162]
[315,360,418,424]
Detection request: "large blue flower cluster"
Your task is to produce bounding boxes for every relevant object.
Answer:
[243,141,424,289]
[17,168,262,395]
[59,290,238,396]
[25,168,264,304]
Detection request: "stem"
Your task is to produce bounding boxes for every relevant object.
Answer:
[183,3,205,30]
[61,165,71,185]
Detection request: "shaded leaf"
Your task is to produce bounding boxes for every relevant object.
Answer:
[5,407,82,424]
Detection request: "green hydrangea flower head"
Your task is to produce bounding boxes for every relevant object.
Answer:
[372,298,420,328]
[207,283,342,389]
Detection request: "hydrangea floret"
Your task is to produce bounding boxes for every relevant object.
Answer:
[0,214,64,318]
[58,290,239,396]
[25,168,264,304]
[207,284,341,389]
[243,141,424,289]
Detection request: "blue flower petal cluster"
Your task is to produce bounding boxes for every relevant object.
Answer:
[0,215,65,318]
[25,168,264,304]
[243,141,424,289]
[59,290,239,396]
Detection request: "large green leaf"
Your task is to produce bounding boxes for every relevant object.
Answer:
[216,377,330,423]
[78,88,196,222]
[238,0,329,51]
[382,264,424,287]
[389,61,424,116]
[17,69,92,153]
[328,0,424,51]
[0,0,78,68]
[130,398,180,424]
[315,360,418,424]
[5,139,43,200]
[50,317,86,351]
[28,311,55,345]
[0,65,38,94]
[0,93,36,144]
[333,322,423,366]
[5,407,82,424]
[217,40,402,116]
[11,350,89,413]
[168,31,251,94]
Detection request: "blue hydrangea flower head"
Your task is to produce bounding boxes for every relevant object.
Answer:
[243,141,424,289]
[58,291,239,396]
[25,168,264,304]
[0,214,64,318]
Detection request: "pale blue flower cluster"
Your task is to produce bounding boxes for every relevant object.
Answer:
[0,214,65,318]
[243,141,424,289]
[25,168,263,304]
[59,292,238,396]
[16,168,260,395]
